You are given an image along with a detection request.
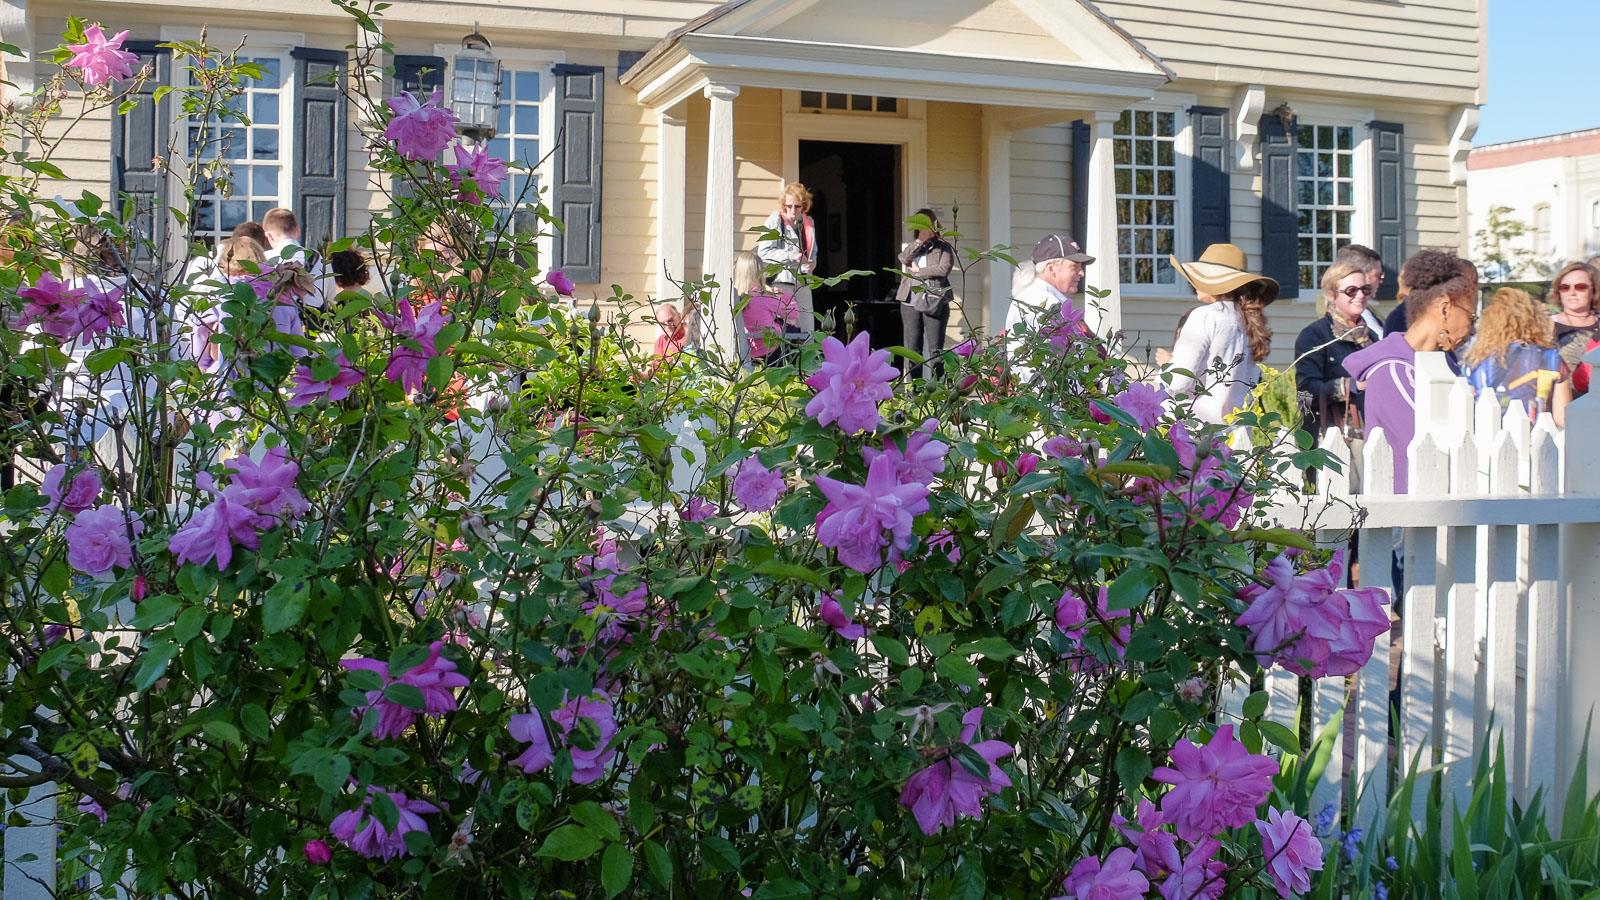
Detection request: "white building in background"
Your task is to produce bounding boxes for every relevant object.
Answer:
[1467,127,1600,280]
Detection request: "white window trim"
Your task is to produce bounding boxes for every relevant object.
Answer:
[1116,92,1195,299]
[1286,99,1375,303]
[435,44,564,274]
[161,28,300,247]
[780,100,929,214]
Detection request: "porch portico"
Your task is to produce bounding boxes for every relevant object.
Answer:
[621,0,1173,352]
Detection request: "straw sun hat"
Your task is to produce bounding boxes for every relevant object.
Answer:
[1169,243,1279,304]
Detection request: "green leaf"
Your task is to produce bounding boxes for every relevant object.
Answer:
[956,637,1018,660]
[1259,720,1300,753]
[701,834,740,873]
[133,641,179,692]
[935,653,981,690]
[1115,747,1152,788]
[202,720,242,748]
[749,649,783,697]
[871,634,910,667]
[1242,690,1269,720]
[314,754,351,795]
[976,564,1025,597]
[571,802,622,841]
[751,558,826,588]
[131,595,182,630]
[240,704,270,742]
[951,858,987,900]
[536,824,602,861]
[601,842,632,898]
[1233,527,1315,551]
[84,347,129,375]
[383,682,427,710]
[754,879,814,900]
[1105,566,1158,612]
[643,840,673,887]
[262,578,308,634]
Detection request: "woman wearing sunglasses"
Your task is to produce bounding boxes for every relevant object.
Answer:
[1546,261,1599,369]
[1294,260,1378,443]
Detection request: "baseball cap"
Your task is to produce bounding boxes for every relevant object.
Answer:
[1031,234,1095,266]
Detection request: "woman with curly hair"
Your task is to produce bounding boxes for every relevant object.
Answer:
[1464,287,1572,425]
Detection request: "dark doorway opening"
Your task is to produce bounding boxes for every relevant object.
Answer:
[799,140,903,348]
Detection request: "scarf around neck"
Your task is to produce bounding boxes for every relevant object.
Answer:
[1329,309,1372,347]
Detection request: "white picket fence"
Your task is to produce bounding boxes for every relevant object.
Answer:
[1249,350,1600,832]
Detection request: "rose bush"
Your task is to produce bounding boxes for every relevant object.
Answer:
[0,9,1387,898]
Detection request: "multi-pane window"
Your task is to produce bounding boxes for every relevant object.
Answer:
[798,92,898,114]
[484,68,543,234]
[1295,124,1356,290]
[1113,109,1178,285]
[188,56,288,244]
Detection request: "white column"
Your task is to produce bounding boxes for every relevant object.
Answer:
[656,107,687,304]
[0,0,35,109]
[2,761,55,900]
[983,112,1013,336]
[1084,110,1122,339]
[700,83,740,354]
[1560,351,1600,820]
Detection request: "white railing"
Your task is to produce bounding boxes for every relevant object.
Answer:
[1250,350,1600,832]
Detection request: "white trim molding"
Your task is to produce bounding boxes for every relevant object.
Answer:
[0,0,35,108]
[1449,105,1480,187]
[780,111,928,215]
[1231,84,1265,173]
[1115,94,1197,298]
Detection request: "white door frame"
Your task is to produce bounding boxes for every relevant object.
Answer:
[781,105,928,216]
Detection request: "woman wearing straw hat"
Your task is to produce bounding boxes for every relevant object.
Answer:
[1166,243,1277,424]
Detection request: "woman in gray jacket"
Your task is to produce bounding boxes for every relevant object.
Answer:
[895,208,956,379]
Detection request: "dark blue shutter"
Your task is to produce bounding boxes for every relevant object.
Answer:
[110,41,172,275]
[1370,121,1406,301]
[1070,120,1090,247]
[292,48,347,251]
[393,54,445,97]
[553,64,604,284]
[1190,106,1231,251]
[1259,112,1300,299]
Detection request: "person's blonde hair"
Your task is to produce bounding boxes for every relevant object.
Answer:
[1462,287,1554,367]
[1319,260,1365,298]
[732,250,768,297]
[779,182,812,213]
[1546,261,1598,313]
[217,236,266,277]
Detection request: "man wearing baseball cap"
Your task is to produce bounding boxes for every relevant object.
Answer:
[1004,234,1102,342]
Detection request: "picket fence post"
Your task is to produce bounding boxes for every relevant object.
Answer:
[1352,427,1394,829]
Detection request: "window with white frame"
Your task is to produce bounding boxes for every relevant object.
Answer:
[1295,123,1356,290]
[798,92,898,114]
[1113,108,1179,285]
[1590,199,1600,252]
[1534,204,1552,256]
[482,67,544,234]
[186,55,292,244]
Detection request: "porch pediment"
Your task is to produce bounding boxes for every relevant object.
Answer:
[623,0,1172,113]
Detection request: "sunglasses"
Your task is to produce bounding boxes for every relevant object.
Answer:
[1559,282,1592,292]
[1337,284,1376,299]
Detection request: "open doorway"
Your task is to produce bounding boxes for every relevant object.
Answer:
[799,140,903,348]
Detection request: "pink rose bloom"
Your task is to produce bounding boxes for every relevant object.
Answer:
[1114,798,1178,879]
[383,89,458,161]
[509,709,555,774]
[814,454,931,573]
[927,529,960,564]
[302,839,332,865]
[861,419,948,486]
[1013,452,1040,477]
[804,332,897,435]
[330,786,437,860]
[289,353,364,407]
[65,23,139,87]
[341,641,470,740]
[66,505,141,576]
[42,464,101,514]
[950,338,977,358]
[1152,724,1278,841]
[73,280,125,341]
[1236,550,1389,678]
[1113,382,1168,429]
[551,691,619,785]
[1057,848,1148,899]
[547,270,575,296]
[1130,422,1252,529]
[818,592,866,639]
[898,707,1013,835]
[585,570,649,643]
[1055,586,1131,673]
[377,298,450,394]
[169,490,263,569]
[1256,807,1323,898]
[1042,435,1086,460]
[682,496,715,522]
[1042,300,1088,350]
[448,142,509,202]
[731,457,787,511]
[78,794,108,824]
[18,272,87,340]
[227,446,310,523]
[1159,837,1226,900]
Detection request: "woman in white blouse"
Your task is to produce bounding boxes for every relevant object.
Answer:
[1166,243,1278,424]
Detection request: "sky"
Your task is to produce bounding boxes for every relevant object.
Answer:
[1478,0,1595,145]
